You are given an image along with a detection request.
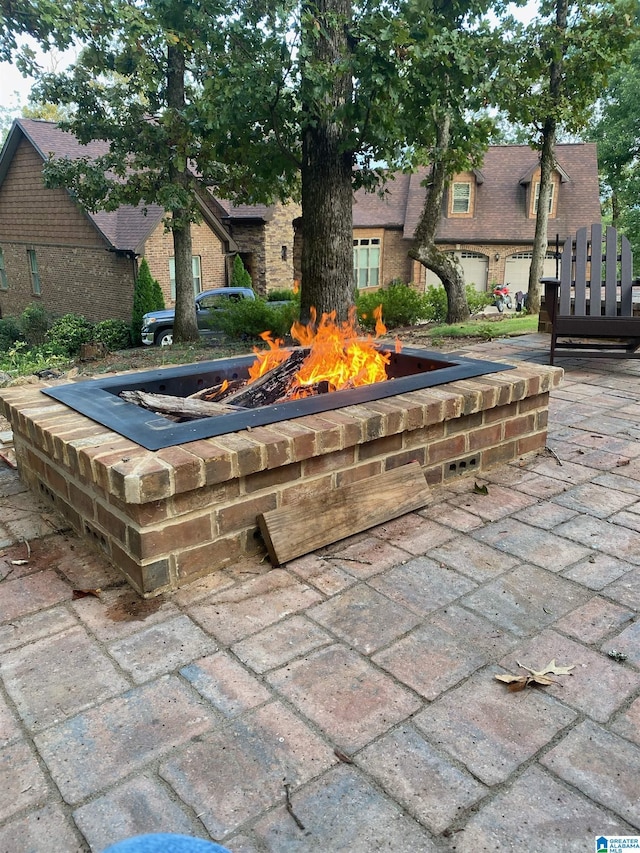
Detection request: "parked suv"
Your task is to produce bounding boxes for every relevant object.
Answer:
[141,287,256,346]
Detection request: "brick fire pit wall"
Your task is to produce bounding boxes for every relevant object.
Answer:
[0,360,562,596]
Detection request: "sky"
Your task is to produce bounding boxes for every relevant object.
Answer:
[0,2,540,115]
[0,39,77,114]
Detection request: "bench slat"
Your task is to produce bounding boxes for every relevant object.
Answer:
[605,225,618,316]
[554,316,640,336]
[559,236,572,315]
[589,222,603,316]
[574,226,588,315]
[621,234,633,315]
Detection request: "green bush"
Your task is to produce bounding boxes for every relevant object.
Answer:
[356,281,493,330]
[132,259,164,345]
[466,285,493,314]
[151,276,165,311]
[0,341,68,377]
[421,285,449,324]
[19,303,51,346]
[267,289,297,302]
[46,313,94,356]
[0,318,22,352]
[93,319,132,351]
[207,297,298,340]
[230,255,253,290]
[357,281,431,330]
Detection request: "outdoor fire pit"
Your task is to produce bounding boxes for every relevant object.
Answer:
[0,344,561,596]
[41,346,511,450]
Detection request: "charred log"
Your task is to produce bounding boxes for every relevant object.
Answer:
[120,390,241,420]
[220,348,308,408]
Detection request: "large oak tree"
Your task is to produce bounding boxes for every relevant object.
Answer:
[496,0,636,313]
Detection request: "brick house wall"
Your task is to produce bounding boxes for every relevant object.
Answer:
[142,219,228,305]
[263,202,300,293]
[229,221,267,296]
[380,228,412,285]
[0,138,135,323]
[229,202,300,296]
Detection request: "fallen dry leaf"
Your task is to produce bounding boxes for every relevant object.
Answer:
[473,482,489,495]
[72,588,102,599]
[495,672,556,691]
[334,748,354,764]
[519,659,575,678]
[495,659,575,691]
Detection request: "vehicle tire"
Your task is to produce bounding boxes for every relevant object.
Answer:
[505,296,513,310]
[156,329,173,346]
[496,297,505,313]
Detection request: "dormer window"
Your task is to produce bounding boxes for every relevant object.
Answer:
[520,161,568,219]
[452,182,471,214]
[448,170,481,218]
[533,181,554,214]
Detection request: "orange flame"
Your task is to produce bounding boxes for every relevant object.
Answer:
[247,304,401,399]
[247,331,291,382]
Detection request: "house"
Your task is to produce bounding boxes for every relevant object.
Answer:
[352,144,601,293]
[0,119,299,323]
[0,120,599,324]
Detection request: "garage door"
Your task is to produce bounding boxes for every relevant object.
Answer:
[424,251,489,292]
[505,252,558,290]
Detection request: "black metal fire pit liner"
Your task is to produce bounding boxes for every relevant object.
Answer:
[42,346,512,450]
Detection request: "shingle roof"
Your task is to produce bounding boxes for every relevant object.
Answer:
[353,171,412,228]
[353,144,601,244]
[0,119,249,253]
[215,199,275,221]
[0,119,165,253]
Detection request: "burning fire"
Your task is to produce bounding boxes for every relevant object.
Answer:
[248,305,400,398]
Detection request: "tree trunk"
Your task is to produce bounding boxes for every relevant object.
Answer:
[167,41,199,343]
[527,0,567,316]
[527,122,556,315]
[299,0,354,325]
[611,192,620,229]
[409,113,469,324]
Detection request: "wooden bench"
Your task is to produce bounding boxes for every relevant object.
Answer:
[541,223,640,365]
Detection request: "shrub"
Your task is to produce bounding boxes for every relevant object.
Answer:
[0,318,22,352]
[19,303,51,346]
[93,319,132,351]
[151,275,165,311]
[0,341,68,377]
[357,281,431,330]
[267,289,297,302]
[132,259,164,345]
[46,313,94,356]
[421,285,449,324]
[207,297,298,340]
[466,285,493,314]
[230,255,253,290]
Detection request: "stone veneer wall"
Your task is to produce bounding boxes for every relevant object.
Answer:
[0,361,562,597]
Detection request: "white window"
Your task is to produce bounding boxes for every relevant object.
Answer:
[170,256,202,300]
[353,238,381,289]
[533,182,554,214]
[27,249,41,295]
[452,182,471,214]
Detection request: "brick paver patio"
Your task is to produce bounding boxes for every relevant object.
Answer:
[0,333,638,851]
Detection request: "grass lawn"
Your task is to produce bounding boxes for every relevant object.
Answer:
[427,313,539,341]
